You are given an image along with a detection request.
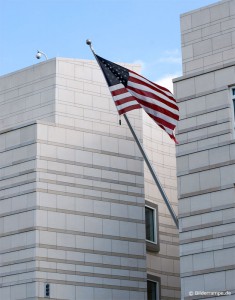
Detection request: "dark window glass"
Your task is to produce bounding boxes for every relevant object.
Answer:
[147,280,156,300]
[145,207,155,242]
[232,88,235,96]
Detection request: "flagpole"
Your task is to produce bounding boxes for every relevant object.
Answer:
[123,114,179,229]
[86,39,179,229]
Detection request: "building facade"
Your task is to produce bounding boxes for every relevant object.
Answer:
[0,58,180,299]
[174,0,235,298]
[143,115,180,299]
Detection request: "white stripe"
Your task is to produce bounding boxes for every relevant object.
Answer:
[113,92,131,101]
[116,100,140,111]
[127,88,179,116]
[128,80,176,106]
[129,72,173,98]
[109,83,124,92]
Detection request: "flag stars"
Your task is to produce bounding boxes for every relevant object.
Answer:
[98,55,128,87]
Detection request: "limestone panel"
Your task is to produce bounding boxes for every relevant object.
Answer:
[180,0,235,75]
[175,1,235,298]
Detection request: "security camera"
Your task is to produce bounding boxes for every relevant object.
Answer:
[35,50,48,60]
[36,51,42,59]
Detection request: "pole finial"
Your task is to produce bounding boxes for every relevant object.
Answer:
[86,39,92,46]
[86,39,95,55]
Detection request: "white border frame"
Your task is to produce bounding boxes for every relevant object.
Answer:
[145,205,157,244]
[147,279,160,300]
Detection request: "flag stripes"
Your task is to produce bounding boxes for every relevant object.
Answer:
[129,71,175,101]
[127,79,178,110]
[126,88,179,120]
[96,54,179,143]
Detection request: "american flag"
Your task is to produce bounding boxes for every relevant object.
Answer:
[96,54,179,143]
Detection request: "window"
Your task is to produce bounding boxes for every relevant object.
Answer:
[145,201,159,252]
[232,87,235,129]
[145,206,156,242]
[147,275,161,300]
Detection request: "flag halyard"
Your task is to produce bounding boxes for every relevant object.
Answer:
[96,54,179,143]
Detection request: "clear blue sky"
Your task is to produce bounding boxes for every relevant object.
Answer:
[1,0,217,84]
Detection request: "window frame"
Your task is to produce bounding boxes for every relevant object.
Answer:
[145,200,159,252]
[147,274,161,300]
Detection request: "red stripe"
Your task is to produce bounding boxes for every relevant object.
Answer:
[115,97,137,106]
[128,76,176,103]
[111,88,127,96]
[147,112,176,130]
[157,123,177,142]
[170,135,178,144]
[118,104,141,115]
[129,70,172,94]
[136,98,179,121]
[127,85,179,112]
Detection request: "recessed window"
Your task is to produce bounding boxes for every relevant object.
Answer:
[147,275,161,300]
[145,206,156,242]
[145,201,159,252]
[231,87,235,130]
